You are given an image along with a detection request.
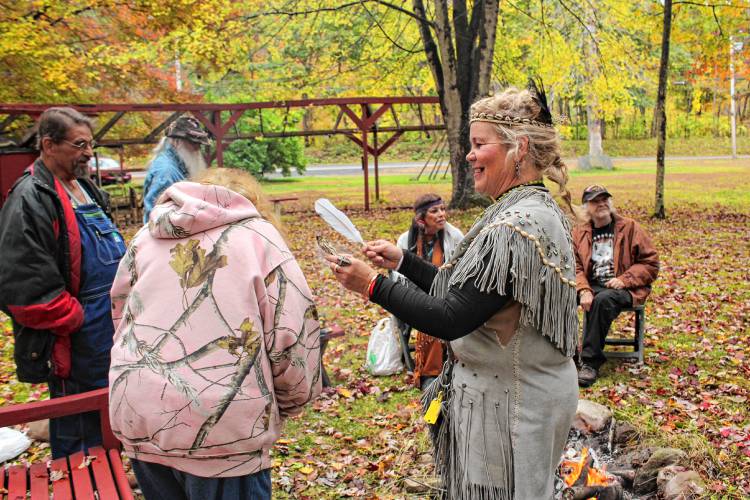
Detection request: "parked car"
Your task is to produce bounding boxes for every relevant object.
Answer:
[88,157,132,185]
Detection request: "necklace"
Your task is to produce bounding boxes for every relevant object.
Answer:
[494,179,545,201]
[443,182,546,270]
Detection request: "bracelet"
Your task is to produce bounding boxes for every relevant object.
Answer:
[365,273,380,300]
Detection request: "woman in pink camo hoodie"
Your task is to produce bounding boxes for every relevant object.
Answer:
[109,169,321,500]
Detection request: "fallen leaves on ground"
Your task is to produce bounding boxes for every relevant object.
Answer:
[0,165,747,498]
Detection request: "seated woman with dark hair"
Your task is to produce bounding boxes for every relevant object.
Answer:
[393,194,463,390]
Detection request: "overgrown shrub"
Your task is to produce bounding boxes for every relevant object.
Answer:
[223,109,306,178]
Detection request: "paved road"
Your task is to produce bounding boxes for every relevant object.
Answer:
[130,162,427,179]
[277,154,750,177]
[129,154,749,179]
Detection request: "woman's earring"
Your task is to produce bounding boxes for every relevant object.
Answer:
[514,160,521,178]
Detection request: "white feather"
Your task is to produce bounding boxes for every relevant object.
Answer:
[314,198,364,244]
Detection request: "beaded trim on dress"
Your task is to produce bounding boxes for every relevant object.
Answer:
[430,186,578,357]
[422,186,578,499]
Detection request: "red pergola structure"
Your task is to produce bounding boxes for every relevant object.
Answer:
[0,97,445,210]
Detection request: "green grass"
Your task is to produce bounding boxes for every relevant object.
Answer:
[253,158,750,212]
[122,135,750,170]
[303,134,750,164]
[259,173,451,196]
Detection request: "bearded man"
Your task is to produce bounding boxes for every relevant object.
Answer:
[573,185,659,387]
[142,116,210,222]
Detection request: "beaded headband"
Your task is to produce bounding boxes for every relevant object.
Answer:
[469,112,554,129]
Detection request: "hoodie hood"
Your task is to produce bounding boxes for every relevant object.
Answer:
[148,181,260,238]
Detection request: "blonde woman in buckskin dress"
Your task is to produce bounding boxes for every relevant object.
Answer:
[326,83,579,499]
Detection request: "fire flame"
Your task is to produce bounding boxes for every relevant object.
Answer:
[585,464,611,487]
[561,447,589,487]
[560,447,612,498]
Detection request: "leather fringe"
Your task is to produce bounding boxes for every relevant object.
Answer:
[422,375,514,500]
[423,187,577,498]
[430,187,578,357]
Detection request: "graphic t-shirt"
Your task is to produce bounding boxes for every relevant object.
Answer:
[590,221,615,286]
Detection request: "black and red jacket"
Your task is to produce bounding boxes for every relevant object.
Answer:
[0,159,110,383]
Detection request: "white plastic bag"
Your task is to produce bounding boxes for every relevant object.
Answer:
[366,317,404,376]
[0,427,31,462]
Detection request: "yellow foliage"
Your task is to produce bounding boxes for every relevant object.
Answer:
[0,0,746,131]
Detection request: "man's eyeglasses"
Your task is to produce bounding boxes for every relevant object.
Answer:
[62,139,97,151]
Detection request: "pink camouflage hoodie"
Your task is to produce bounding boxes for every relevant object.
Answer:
[109,181,321,478]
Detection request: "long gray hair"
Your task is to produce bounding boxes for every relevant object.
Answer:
[582,197,616,223]
[152,136,207,177]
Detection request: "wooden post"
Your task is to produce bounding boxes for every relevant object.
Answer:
[129,187,138,224]
[213,111,224,168]
[361,104,370,211]
[118,147,125,179]
[362,130,369,211]
[373,122,380,202]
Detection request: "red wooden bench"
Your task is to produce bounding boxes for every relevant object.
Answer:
[0,388,134,499]
[269,196,299,219]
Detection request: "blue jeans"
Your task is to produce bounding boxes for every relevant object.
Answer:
[131,459,272,500]
[48,377,103,459]
[47,201,124,459]
[580,285,633,369]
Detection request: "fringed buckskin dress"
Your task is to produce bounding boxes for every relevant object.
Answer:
[371,185,579,499]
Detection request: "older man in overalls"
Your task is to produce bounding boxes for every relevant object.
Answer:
[0,107,126,457]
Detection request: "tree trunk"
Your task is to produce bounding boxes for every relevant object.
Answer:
[654,0,672,219]
[302,93,313,146]
[587,106,604,157]
[412,0,499,208]
[584,20,607,157]
[713,72,719,136]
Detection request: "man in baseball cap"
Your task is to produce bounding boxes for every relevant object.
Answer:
[572,184,660,387]
[142,116,212,222]
[581,184,611,203]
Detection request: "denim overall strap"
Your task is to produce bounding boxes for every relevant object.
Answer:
[49,202,125,458]
[71,202,125,385]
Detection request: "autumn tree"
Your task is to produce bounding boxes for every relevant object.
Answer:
[409,0,500,207]
[244,1,496,206]
[5,0,749,199]
[653,0,672,219]
[652,1,747,218]
[0,1,190,103]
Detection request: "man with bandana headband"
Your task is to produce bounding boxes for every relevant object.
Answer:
[143,116,211,222]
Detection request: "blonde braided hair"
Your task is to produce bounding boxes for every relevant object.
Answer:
[470,88,581,221]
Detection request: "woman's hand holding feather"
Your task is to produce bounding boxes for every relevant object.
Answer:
[363,240,403,270]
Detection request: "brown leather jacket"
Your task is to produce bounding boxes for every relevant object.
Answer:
[573,214,659,306]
